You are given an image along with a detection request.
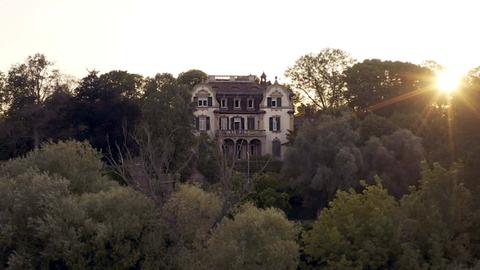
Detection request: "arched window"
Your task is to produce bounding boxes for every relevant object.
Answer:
[272,140,281,158]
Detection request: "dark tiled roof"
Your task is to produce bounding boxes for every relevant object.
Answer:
[208,81,266,95]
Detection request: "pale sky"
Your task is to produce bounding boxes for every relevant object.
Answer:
[0,0,479,81]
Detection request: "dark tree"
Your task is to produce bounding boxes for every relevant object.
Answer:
[344,59,436,116]
[177,69,207,89]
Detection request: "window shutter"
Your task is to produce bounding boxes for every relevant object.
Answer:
[231,118,234,130]
[241,118,245,130]
[267,97,272,107]
[208,97,212,106]
[269,117,273,131]
[206,117,210,130]
[277,116,281,131]
[219,118,222,129]
[277,97,282,107]
[195,117,199,130]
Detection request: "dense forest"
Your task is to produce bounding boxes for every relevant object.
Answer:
[1,49,480,269]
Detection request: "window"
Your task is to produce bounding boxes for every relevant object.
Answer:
[198,98,207,107]
[221,98,227,109]
[233,117,243,130]
[234,98,241,109]
[271,98,277,108]
[247,98,254,109]
[199,117,206,131]
[272,140,281,158]
[247,117,255,130]
[267,96,282,108]
[198,116,210,131]
[269,116,281,132]
[220,117,228,130]
[197,97,212,107]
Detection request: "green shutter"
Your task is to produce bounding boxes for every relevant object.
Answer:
[269,117,273,131]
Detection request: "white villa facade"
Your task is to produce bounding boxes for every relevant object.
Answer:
[192,74,294,160]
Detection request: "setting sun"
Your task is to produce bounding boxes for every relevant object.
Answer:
[436,70,462,94]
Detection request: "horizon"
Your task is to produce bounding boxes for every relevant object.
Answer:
[1,0,479,80]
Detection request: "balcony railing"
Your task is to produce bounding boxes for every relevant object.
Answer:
[216,129,266,137]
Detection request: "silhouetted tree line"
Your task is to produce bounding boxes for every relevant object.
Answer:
[0,51,480,269]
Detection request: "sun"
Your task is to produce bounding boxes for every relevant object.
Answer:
[436,70,462,94]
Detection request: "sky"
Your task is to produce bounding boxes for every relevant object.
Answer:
[0,0,479,81]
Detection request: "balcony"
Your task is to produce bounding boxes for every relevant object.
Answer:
[216,129,266,138]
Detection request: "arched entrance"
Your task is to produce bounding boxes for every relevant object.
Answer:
[249,139,261,157]
[236,139,248,159]
[222,139,235,156]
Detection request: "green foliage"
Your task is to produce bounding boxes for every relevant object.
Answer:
[0,170,70,269]
[140,73,195,178]
[249,173,291,213]
[283,114,362,211]
[71,70,142,158]
[344,59,436,116]
[398,163,474,268]
[177,69,207,88]
[362,129,424,197]
[161,184,223,269]
[36,186,162,270]
[0,140,116,194]
[358,113,399,142]
[195,134,219,183]
[285,48,355,109]
[303,183,400,270]
[199,203,299,270]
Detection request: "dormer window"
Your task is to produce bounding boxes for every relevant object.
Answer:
[197,97,212,107]
[234,98,241,109]
[221,98,227,109]
[267,97,281,108]
[247,98,254,109]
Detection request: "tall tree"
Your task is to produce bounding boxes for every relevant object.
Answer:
[1,54,68,149]
[282,114,363,215]
[197,203,299,270]
[344,59,436,116]
[303,183,400,270]
[177,69,207,88]
[71,70,142,157]
[285,48,355,110]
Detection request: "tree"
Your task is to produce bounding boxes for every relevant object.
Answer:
[361,129,424,197]
[36,186,163,270]
[0,170,70,268]
[198,203,299,270]
[0,54,70,151]
[140,73,195,174]
[303,183,400,270]
[248,172,291,214]
[0,140,116,194]
[398,163,474,268]
[344,59,436,116]
[177,69,207,89]
[282,114,363,215]
[108,73,196,205]
[160,184,223,269]
[285,48,355,110]
[70,70,142,158]
[0,71,6,115]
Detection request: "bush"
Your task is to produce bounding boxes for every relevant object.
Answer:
[199,203,299,270]
[0,140,116,194]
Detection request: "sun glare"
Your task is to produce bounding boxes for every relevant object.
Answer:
[436,70,462,94]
